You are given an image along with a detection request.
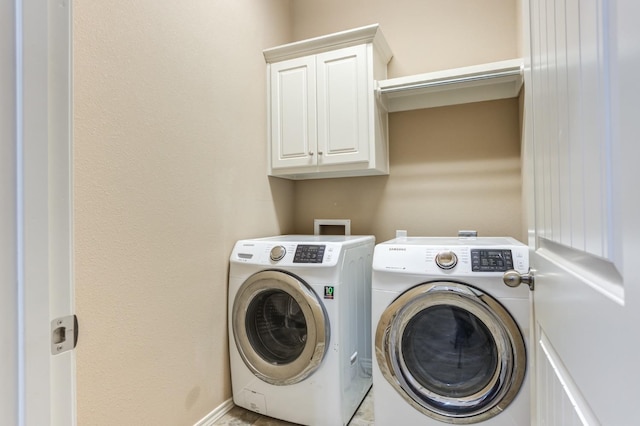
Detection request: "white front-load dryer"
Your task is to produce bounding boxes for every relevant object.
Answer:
[229,235,374,426]
[372,236,531,425]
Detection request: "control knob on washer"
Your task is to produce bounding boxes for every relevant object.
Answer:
[270,245,286,262]
[435,251,458,270]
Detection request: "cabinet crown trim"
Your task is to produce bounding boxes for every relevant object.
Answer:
[263,23,392,64]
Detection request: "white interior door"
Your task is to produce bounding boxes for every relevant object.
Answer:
[523,0,640,424]
[2,1,75,424]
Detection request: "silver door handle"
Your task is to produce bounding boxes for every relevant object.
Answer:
[503,269,535,291]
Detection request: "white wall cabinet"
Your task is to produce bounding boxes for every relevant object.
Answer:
[264,24,392,180]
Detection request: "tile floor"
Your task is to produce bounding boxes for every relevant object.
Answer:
[213,387,374,426]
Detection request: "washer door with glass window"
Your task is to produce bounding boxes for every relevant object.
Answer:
[375,281,526,424]
[232,270,330,386]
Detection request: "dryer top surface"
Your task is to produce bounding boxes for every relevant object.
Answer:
[378,236,525,247]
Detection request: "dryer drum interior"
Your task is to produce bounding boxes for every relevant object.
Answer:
[232,270,330,386]
[376,281,526,424]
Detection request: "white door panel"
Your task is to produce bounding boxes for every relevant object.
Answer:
[531,0,610,259]
[316,45,369,165]
[525,0,640,424]
[270,56,317,169]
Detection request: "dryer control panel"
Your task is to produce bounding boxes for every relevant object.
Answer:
[471,249,514,272]
[373,236,529,275]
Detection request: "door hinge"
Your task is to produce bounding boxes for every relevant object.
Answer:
[51,314,78,355]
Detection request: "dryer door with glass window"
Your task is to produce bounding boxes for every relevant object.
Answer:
[232,270,330,385]
[375,281,526,424]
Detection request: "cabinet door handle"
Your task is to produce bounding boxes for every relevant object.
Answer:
[309,151,314,156]
[318,151,323,155]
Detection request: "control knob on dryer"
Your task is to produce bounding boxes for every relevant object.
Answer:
[435,251,458,270]
[270,245,286,262]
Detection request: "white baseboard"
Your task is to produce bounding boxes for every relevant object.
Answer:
[194,398,235,426]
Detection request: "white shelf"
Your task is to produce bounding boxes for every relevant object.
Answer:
[377,59,524,112]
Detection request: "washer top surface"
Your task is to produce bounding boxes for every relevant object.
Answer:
[246,234,373,244]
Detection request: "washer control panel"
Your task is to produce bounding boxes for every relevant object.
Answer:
[231,240,342,266]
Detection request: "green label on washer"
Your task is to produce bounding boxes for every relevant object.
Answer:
[324,286,334,299]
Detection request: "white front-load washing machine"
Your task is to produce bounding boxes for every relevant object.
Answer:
[372,236,530,425]
[228,235,374,426]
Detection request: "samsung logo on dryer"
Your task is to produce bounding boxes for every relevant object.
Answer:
[388,247,406,251]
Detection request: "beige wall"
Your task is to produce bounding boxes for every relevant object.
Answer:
[291,0,519,78]
[291,0,524,243]
[294,99,522,242]
[73,1,293,425]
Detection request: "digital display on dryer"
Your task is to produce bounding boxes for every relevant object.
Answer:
[471,249,514,272]
[293,245,326,263]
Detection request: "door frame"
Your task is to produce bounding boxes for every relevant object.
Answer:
[4,0,75,424]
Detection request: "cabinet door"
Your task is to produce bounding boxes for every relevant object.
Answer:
[316,45,370,166]
[270,56,317,170]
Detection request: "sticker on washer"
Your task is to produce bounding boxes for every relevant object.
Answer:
[324,286,334,299]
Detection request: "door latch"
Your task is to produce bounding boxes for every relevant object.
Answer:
[51,315,78,355]
[503,269,535,291]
